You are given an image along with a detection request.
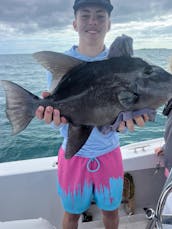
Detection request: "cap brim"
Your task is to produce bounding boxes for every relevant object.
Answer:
[73,1,113,14]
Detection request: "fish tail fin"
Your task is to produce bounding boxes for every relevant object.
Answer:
[1,80,40,135]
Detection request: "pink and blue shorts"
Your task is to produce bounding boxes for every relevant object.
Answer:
[57,147,124,214]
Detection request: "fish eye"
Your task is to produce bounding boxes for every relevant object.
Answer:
[144,67,153,75]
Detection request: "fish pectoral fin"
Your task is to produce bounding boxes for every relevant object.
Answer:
[65,124,93,159]
[118,90,138,109]
[33,51,84,93]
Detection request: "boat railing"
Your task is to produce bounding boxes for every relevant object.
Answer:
[146,169,172,229]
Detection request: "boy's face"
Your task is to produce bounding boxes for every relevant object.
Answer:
[73,5,111,45]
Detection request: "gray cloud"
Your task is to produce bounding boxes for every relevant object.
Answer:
[0,0,74,33]
[0,0,172,34]
[112,0,172,22]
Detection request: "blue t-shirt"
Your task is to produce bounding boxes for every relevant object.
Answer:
[48,45,120,158]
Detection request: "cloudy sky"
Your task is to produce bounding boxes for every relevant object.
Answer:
[0,0,172,54]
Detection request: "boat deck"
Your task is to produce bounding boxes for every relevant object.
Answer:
[78,205,149,229]
[78,214,148,229]
[0,215,148,229]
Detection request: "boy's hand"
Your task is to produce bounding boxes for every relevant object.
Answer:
[155,146,164,156]
[118,113,149,132]
[35,91,67,126]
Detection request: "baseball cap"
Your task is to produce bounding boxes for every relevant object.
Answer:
[73,0,113,15]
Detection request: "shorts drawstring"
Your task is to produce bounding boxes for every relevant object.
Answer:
[86,158,100,173]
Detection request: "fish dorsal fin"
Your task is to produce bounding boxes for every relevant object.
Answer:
[33,51,83,92]
[118,90,138,109]
[108,34,133,58]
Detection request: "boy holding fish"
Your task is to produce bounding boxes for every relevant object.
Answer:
[35,0,149,228]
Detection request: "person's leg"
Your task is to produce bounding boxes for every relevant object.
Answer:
[101,209,119,229]
[57,148,93,227]
[92,148,123,229]
[62,212,80,229]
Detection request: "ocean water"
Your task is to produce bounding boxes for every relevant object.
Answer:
[0,49,171,163]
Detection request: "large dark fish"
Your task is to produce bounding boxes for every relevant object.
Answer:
[1,35,172,159]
